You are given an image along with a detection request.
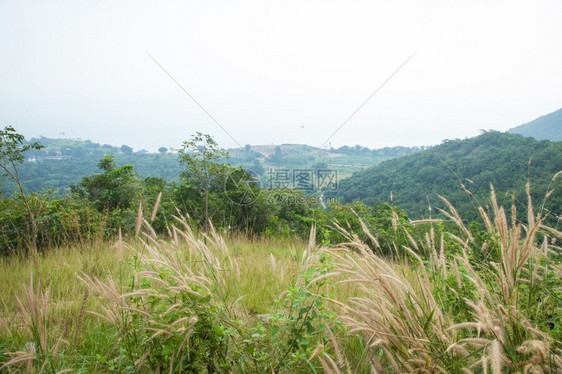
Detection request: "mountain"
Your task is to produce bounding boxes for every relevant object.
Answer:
[334,131,562,222]
[227,143,425,180]
[0,137,424,196]
[507,108,562,141]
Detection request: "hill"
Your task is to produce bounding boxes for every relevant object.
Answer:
[335,131,562,221]
[507,107,562,141]
[0,137,424,195]
[227,143,425,180]
[0,138,182,196]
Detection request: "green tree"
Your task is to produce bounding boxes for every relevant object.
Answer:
[0,126,43,254]
[72,155,141,212]
[179,133,229,234]
[158,146,168,154]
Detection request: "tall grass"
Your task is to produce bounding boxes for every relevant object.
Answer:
[1,182,561,373]
[0,216,338,372]
[317,183,562,373]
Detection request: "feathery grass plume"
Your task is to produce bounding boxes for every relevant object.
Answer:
[134,202,142,235]
[440,182,561,372]
[79,213,247,373]
[0,352,36,372]
[321,179,562,373]
[1,273,70,372]
[307,224,316,259]
[322,224,456,372]
[490,339,502,374]
[74,288,89,338]
[141,217,158,241]
[150,191,162,222]
[270,252,276,272]
[78,272,124,324]
[539,170,562,215]
[16,273,51,353]
[308,344,324,363]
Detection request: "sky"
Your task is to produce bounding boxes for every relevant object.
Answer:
[1,0,561,152]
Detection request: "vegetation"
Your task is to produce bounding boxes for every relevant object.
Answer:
[508,107,562,141]
[1,130,419,255]
[336,131,562,223]
[0,137,423,196]
[319,185,562,372]
[1,127,561,372]
[227,143,425,180]
[0,183,560,372]
[1,137,181,196]
[179,132,232,235]
[1,126,44,253]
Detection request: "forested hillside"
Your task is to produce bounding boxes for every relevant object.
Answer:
[508,107,562,141]
[335,131,562,221]
[0,137,423,196]
[0,138,181,196]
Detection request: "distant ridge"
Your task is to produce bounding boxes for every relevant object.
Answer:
[507,107,562,141]
[335,131,562,222]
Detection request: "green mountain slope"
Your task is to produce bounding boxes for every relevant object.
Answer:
[335,131,562,221]
[507,108,562,141]
[0,138,182,196]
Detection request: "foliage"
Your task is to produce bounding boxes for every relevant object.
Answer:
[23,220,341,373]
[1,180,561,373]
[0,126,43,182]
[1,126,44,253]
[314,201,412,255]
[321,182,562,373]
[179,132,231,234]
[337,131,562,223]
[235,250,344,372]
[1,137,182,196]
[71,155,142,212]
[1,137,424,196]
[0,192,111,255]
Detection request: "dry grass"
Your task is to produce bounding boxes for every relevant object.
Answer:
[318,183,562,373]
[1,182,561,372]
[0,218,311,372]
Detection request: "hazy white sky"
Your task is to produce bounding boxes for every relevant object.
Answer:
[1,0,561,151]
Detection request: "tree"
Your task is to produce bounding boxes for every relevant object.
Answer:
[158,146,168,154]
[72,155,141,212]
[98,154,116,172]
[121,144,133,154]
[0,126,44,254]
[179,133,229,235]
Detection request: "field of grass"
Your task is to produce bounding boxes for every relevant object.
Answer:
[1,189,561,373]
